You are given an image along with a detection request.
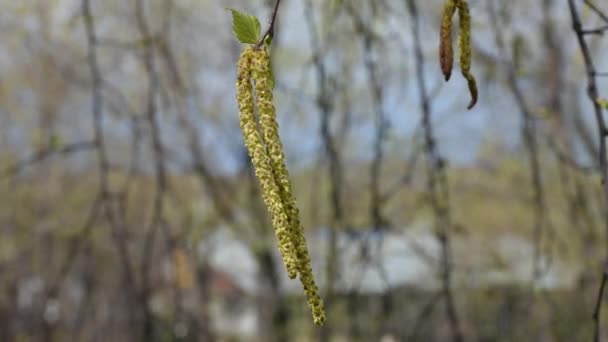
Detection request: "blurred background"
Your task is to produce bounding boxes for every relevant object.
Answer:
[0,0,607,341]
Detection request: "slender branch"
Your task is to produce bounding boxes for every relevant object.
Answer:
[347,2,390,232]
[380,123,424,203]
[489,0,549,295]
[304,1,341,339]
[44,194,102,300]
[133,0,170,339]
[582,25,608,35]
[567,1,608,341]
[585,0,608,24]
[407,0,463,341]
[1,141,95,180]
[547,135,594,174]
[82,0,139,337]
[406,291,443,341]
[346,3,396,338]
[594,263,608,341]
[256,0,282,48]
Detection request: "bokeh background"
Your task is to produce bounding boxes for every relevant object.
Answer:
[0,0,607,341]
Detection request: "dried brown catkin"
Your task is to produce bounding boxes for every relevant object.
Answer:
[440,0,456,81]
[456,0,478,109]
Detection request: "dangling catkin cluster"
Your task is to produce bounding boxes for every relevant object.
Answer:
[439,0,478,109]
[237,47,298,279]
[237,46,325,325]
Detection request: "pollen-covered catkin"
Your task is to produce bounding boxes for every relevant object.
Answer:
[251,48,326,325]
[250,48,298,238]
[440,0,456,81]
[290,224,326,325]
[456,0,478,109]
[236,47,298,279]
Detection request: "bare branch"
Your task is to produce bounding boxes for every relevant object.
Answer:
[407,0,463,340]
[256,0,283,48]
[568,1,608,340]
[1,141,95,180]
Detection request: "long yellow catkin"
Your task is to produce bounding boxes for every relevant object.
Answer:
[236,47,298,279]
[456,0,478,109]
[251,48,326,325]
[439,0,456,81]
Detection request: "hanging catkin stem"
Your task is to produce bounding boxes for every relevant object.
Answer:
[251,48,326,325]
[237,46,326,325]
[456,0,478,109]
[236,47,298,279]
[439,0,456,81]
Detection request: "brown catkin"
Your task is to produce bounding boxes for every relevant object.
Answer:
[236,47,298,279]
[439,0,456,81]
[251,48,326,325]
[456,0,478,109]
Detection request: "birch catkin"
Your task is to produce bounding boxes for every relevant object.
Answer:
[439,0,478,109]
[456,0,478,109]
[236,47,298,279]
[237,46,326,325]
[439,0,456,81]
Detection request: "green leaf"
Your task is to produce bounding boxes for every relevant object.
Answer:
[598,98,608,110]
[228,8,261,44]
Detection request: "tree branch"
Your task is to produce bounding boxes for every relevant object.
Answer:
[584,0,608,24]
[567,1,608,341]
[256,0,282,48]
[407,0,463,340]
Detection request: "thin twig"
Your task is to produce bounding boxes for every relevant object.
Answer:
[407,0,463,340]
[567,1,608,341]
[82,0,140,338]
[303,1,341,339]
[489,0,549,299]
[347,2,390,233]
[585,0,608,24]
[406,291,443,341]
[256,0,282,48]
[133,0,171,339]
[346,3,395,337]
[1,141,95,180]
[582,25,608,35]
[594,263,608,341]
